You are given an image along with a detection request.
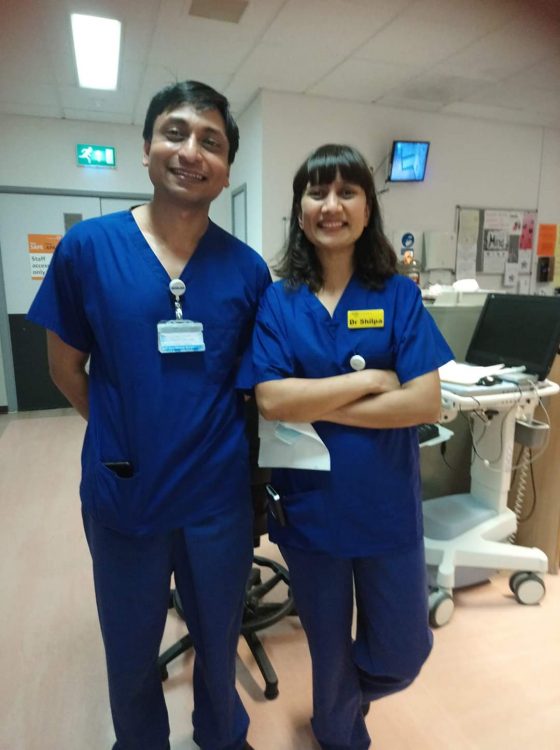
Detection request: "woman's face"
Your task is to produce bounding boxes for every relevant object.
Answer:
[299,172,370,255]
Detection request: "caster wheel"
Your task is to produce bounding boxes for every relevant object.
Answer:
[428,589,454,628]
[264,684,279,700]
[511,572,545,605]
[509,571,526,594]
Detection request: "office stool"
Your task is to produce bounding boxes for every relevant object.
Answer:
[158,554,294,699]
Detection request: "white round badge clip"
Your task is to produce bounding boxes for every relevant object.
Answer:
[350,354,366,371]
[169,279,186,297]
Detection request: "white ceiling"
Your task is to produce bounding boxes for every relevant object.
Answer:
[1,0,560,130]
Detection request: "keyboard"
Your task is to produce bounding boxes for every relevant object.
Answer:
[417,423,440,444]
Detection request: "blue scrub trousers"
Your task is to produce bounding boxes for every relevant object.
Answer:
[280,541,433,750]
[83,509,253,750]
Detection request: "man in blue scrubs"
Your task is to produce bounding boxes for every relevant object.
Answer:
[28,81,270,750]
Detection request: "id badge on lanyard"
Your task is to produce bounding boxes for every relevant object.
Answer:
[157,278,206,353]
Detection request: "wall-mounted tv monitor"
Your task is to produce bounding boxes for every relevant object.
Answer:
[387,140,430,182]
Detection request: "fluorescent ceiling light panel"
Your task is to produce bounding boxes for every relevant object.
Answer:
[71,14,121,90]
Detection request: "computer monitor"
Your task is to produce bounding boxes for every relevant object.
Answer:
[387,140,430,182]
[466,293,560,381]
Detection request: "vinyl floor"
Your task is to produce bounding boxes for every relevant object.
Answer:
[1,410,559,750]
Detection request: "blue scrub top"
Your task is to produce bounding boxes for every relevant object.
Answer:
[253,274,453,557]
[28,210,271,535]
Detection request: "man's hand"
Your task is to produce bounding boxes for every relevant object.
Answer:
[47,331,90,420]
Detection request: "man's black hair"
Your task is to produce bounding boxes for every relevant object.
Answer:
[142,80,239,164]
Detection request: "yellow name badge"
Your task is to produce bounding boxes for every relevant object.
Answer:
[347,309,384,329]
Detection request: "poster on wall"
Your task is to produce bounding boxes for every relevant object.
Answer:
[481,210,522,273]
[28,234,60,280]
[537,224,557,256]
[456,207,536,290]
[518,211,536,274]
[455,209,479,279]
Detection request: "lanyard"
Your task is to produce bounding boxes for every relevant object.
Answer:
[169,278,186,319]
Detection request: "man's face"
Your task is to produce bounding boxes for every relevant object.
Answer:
[143,103,230,208]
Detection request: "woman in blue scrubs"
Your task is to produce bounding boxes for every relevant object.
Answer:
[253,144,453,750]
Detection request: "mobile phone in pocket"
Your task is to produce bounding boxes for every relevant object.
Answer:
[104,461,134,479]
[265,484,287,527]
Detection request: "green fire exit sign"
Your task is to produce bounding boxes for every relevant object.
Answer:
[76,144,116,168]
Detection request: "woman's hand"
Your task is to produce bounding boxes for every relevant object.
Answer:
[323,370,442,429]
[365,368,400,394]
[255,368,401,423]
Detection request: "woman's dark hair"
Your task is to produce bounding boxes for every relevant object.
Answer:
[142,80,239,164]
[275,144,397,291]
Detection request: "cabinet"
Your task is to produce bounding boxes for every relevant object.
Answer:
[509,355,560,573]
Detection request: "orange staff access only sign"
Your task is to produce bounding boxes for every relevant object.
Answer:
[28,234,61,280]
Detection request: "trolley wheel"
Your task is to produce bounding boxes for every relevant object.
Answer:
[428,589,454,628]
[509,571,526,594]
[264,683,279,700]
[510,572,546,605]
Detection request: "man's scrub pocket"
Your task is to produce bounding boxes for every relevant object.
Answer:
[91,461,144,528]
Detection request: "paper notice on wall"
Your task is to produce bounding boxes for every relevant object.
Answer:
[480,209,526,273]
[482,211,511,273]
[518,249,532,274]
[28,234,60,280]
[456,209,479,279]
[504,262,519,287]
[520,212,536,250]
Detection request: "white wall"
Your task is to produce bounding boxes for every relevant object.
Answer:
[1,102,556,272]
[0,113,230,225]
[229,95,264,253]
[0,114,233,409]
[1,100,559,409]
[257,91,555,293]
[538,128,560,223]
[0,114,152,194]
[0,115,151,410]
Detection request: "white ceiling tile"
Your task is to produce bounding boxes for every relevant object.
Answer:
[58,85,137,115]
[0,0,559,130]
[308,58,416,102]
[0,80,62,109]
[435,13,560,82]
[504,55,560,92]
[262,0,412,49]
[384,73,489,107]
[355,18,481,67]
[466,81,560,118]
[0,0,58,88]
[402,0,527,33]
[228,42,336,97]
